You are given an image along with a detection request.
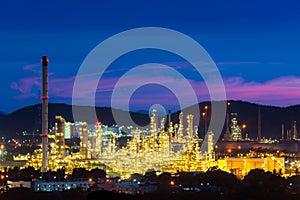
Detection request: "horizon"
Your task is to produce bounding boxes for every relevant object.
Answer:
[2,99,300,116]
[1,0,300,113]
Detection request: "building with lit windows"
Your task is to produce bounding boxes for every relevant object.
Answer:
[230,113,242,141]
[32,180,95,192]
[55,116,65,157]
[64,122,72,139]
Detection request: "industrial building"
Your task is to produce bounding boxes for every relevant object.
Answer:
[218,156,285,177]
[32,180,95,192]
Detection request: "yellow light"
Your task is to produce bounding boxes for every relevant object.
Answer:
[215,145,218,149]
[170,180,175,186]
[228,149,232,153]
[205,106,208,110]
[238,146,241,150]
[242,124,246,129]
[227,102,231,106]
[88,178,93,182]
[202,112,206,117]
[0,145,4,150]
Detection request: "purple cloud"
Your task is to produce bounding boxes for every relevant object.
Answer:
[224,76,300,106]
[11,63,300,107]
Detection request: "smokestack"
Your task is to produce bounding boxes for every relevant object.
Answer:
[281,124,285,140]
[257,106,262,141]
[168,110,171,125]
[41,56,48,172]
[293,121,297,140]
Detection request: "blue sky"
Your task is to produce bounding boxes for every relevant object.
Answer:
[1,0,300,113]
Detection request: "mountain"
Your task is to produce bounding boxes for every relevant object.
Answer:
[0,103,150,137]
[0,111,6,115]
[167,100,300,140]
[0,101,299,140]
[0,113,5,119]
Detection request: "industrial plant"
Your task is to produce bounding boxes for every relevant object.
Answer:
[17,56,288,178]
[7,56,299,179]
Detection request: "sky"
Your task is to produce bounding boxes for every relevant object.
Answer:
[1,0,300,113]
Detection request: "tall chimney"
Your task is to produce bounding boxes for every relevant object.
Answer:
[293,121,297,140]
[41,56,49,172]
[257,106,262,141]
[168,110,171,125]
[281,124,285,140]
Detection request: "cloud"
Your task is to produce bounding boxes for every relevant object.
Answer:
[10,77,41,99]
[11,76,79,100]
[216,61,261,65]
[11,63,300,107]
[224,76,300,106]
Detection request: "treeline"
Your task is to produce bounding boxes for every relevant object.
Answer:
[1,167,106,181]
[1,168,300,200]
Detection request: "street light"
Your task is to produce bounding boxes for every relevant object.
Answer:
[203,106,208,134]
[242,124,247,140]
[202,112,207,134]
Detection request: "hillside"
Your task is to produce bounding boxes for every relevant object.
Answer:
[167,100,299,139]
[0,103,150,137]
[0,113,5,119]
[0,101,299,140]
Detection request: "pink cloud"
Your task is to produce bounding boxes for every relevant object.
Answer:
[10,77,41,99]
[224,76,300,106]
[11,63,300,107]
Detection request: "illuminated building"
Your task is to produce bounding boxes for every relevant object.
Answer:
[26,111,215,176]
[79,122,88,159]
[25,109,289,179]
[176,112,184,142]
[230,113,242,141]
[55,116,65,157]
[186,114,194,139]
[32,180,95,192]
[7,180,31,189]
[64,122,72,139]
[150,109,158,137]
[207,131,214,161]
[218,156,285,177]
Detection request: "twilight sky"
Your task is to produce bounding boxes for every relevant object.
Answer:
[1,0,300,113]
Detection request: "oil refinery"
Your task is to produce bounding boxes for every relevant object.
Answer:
[26,110,217,177]
[21,56,286,178]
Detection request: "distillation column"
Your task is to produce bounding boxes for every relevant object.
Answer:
[186,114,194,140]
[177,112,184,141]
